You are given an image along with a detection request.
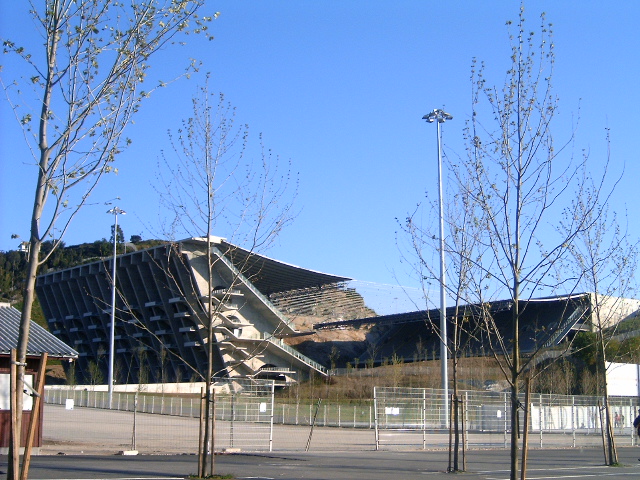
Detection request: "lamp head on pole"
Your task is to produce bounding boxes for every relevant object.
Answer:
[422,109,453,123]
[107,206,126,216]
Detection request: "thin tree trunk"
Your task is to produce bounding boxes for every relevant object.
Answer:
[13,15,56,471]
[203,375,213,476]
[520,376,530,480]
[198,386,206,477]
[15,239,41,475]
[597,319,618,465]
[448,394,453,472]
[205,236,216,477]
[510,298,521,480]
[605,402,617,464]
[453,395,460,471]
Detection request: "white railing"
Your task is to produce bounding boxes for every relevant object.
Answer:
[211,247,297,331]
[263,333,329,375]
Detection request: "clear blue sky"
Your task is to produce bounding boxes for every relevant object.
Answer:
[1,1,639,313]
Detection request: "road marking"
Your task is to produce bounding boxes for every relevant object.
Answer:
[484,472,639,480]
[480,464,632,473]
[45,478,185,480]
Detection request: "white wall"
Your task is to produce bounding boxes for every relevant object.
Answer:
[606,361,640,397]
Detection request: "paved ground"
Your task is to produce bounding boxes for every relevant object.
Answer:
[4,404,640,479]
[3,447,640,480]
[41,404,627,454]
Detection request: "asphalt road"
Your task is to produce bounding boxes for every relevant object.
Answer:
[3,447,640,480]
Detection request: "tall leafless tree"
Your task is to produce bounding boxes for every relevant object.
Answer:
[456,8,616,479]
[153,77,298,476]
[1,1,215,478]
[398,167,489,472]
[559,161,638,465]
[405,8,615,480]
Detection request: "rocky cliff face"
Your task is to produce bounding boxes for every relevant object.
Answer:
[270,284,383,368]
[285,318,371,368]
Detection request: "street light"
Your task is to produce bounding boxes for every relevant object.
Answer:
[422,108,452,425]
[107,206,125,408]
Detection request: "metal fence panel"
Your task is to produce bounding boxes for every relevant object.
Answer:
[372,387,640,451]
[44,379,274,453]
[44,384,640,453]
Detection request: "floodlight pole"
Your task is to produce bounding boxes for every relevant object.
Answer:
[107,206,125,409]
[422,108,453,426]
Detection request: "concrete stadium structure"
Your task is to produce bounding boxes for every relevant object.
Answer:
[34,234,640,385]
[314,293,640,367]
[35,237,351,385]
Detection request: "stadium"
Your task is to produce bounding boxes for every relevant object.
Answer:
[35,236,640,386]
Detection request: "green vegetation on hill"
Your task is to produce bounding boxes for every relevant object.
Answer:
[0,237,165,309]
[610,314,640,334]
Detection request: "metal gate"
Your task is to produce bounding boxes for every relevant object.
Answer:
[374,386,448,450]
[213,378,275,451]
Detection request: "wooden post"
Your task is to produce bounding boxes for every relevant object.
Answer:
[606,403,618,464]
[8,349,19,480]
[306,398,322,452]
[598,400,608,465]
[20,352,48,480]
[131,391,138,451]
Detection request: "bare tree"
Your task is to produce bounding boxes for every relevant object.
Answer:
[446,8,609,479]
[398,168,488,472]
[1,2,216,477]
[153,77,298,476]
[559,165,638,465]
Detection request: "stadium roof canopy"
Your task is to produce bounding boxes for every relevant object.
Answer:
[314,293,594,360]
[199,238,351,295]
[314,299,517,330]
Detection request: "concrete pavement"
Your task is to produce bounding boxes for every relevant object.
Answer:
[4,447,640,480]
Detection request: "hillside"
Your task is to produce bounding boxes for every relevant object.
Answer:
[0,238,165,305]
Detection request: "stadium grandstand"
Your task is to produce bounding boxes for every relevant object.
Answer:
[312,293,640,367]
[35,237,375,385]
[34,235,640,385]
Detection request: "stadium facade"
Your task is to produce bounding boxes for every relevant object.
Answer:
[35,235,640,385]
[314,293,640,367]
[35,237,351,385]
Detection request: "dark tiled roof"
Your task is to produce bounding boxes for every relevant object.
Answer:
[0,305,78,358]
